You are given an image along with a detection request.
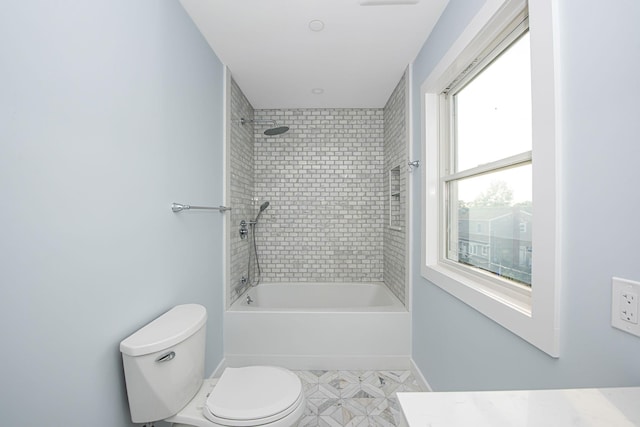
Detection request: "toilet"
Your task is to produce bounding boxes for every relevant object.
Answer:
[119,304,305,427]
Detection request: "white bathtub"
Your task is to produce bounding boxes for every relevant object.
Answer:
[224,282,410,370]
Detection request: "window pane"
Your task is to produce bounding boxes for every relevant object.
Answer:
[454,33,532,172]
[448,165,532,286]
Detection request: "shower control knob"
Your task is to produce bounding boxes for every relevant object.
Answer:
[239,220,248,239]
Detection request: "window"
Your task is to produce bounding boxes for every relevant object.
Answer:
[444,19,532,288]
[420,0,560,357]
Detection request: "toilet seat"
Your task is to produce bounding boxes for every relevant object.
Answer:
[203,366,304,427]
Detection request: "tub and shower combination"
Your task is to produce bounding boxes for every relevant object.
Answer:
[225,103,411,370]
[224,281,410,370]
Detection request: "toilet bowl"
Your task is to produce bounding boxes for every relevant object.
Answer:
[120,304,305,427]
[168,367,305,427]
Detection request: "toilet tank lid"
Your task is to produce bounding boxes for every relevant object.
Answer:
[120,304,207,357]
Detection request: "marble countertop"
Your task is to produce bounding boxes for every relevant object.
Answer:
[397,387,640,427]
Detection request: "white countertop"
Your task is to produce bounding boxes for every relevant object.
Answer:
[397,387,640,427]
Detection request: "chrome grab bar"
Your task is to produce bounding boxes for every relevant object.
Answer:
[171,203,232,213]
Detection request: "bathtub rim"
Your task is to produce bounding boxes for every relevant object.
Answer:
[228,281,407,313]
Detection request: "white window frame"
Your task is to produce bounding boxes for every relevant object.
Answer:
[420,0,561,357]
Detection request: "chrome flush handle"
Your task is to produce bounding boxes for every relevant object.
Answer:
[155,351,176,363]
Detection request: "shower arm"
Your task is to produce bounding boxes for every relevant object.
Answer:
[240,117,289,136]
[240,118,277,126]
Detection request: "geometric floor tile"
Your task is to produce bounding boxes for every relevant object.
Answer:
[293,370,427,426]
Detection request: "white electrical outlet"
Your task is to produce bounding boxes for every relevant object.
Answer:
[620,291,638,323]
[612,277,640,337]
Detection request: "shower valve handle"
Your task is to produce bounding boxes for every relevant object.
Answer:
[239,220,249,239]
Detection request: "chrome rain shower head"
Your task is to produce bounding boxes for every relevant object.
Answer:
[240,117,290,136]
[264,126,289,136]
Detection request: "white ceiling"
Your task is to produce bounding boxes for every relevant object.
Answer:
[179,0,449,109]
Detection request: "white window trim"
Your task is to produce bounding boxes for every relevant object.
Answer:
[420,0,561,357]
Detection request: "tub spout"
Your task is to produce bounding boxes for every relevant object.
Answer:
[246,295,253,305]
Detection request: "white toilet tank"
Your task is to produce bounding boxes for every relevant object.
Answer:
[120,304,207,423]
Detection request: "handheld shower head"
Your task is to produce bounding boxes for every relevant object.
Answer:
[254,201,270,223]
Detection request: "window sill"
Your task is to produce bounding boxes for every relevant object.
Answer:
[422,260,534,325]
[426,261,531,315]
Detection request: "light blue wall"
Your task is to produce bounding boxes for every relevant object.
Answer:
[0,1,225,425]
[411,0,640,391]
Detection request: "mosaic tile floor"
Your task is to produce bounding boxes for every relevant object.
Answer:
[293,370,425,427]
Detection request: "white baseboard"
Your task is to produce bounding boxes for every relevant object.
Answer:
[409,358,433,392]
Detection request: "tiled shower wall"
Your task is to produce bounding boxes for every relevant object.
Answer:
[253,109,385,282]
[227,73,408,305]
[228,77,255,306]
[383,73,407,305]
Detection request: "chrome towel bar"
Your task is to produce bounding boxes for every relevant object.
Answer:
[171,203,232,213]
